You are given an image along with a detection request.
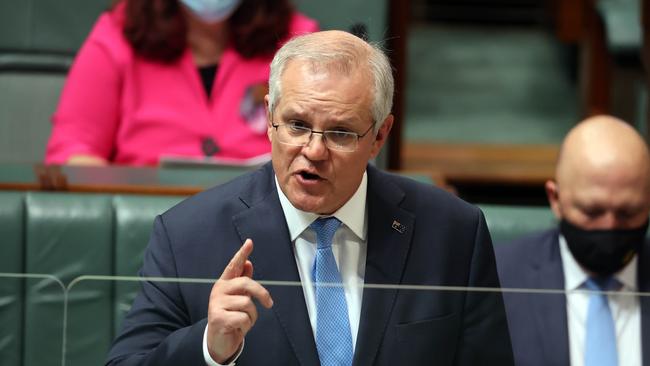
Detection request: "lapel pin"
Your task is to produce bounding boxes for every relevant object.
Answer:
[391,219,406,234]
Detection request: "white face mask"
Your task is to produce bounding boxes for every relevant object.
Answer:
[180,0,243,23]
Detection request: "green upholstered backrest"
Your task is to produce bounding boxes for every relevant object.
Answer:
[0,192,184,366]
[479,204,557,244]
[25,193,113,366]
[0,0,108,163]
[0,192,25,366]
[0,0,108,54]
[596,0,642,60]
[0,74,65,163]
[296,0,389,42]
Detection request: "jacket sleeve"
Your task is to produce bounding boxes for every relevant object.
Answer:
[454,208,515,366]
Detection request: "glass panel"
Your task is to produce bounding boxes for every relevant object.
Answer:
[0,274,635,365]
[62,276,643,365]
[0,273,66,366]
[64,277,112,366]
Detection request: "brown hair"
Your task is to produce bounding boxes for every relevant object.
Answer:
[120,0,294,63]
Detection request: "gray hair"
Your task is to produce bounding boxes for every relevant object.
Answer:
[268,31,394,133]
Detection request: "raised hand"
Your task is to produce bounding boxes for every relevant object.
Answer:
[206,239,274,363]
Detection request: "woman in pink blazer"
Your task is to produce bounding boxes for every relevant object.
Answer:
[46,0,318,166]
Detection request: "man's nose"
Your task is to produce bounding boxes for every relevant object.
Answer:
[302,133,329,160]
[599,211,620,229]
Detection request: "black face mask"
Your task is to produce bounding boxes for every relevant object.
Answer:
[561,219,648,276]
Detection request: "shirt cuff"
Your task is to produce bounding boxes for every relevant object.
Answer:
[202,324,244,366]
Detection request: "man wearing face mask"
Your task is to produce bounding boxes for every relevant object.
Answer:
[495,115,650,366]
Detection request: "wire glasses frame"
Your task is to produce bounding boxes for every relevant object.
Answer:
[270,120,375,152]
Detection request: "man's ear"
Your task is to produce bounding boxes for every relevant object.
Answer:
[265,95,273,141]
[369,114,394,158]
[545,180,562,219]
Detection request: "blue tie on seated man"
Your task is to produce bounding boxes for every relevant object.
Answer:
[106,29,514,366]
[495,115,650,366]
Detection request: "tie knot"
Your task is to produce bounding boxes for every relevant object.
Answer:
[585,276,621,292]
[310,217,341,249]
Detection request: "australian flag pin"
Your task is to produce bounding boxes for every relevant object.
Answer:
[392,220,405,234]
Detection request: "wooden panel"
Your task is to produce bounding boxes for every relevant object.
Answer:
[0,164,251,196]
[401,142,558,204]
[553,0,587,42]
[402,142,558,186]
[387,0,410,170]
[579,0,613,117]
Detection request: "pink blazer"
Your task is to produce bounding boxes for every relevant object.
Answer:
[46,4,318,165]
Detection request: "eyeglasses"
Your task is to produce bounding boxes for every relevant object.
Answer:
[271,121,374,152]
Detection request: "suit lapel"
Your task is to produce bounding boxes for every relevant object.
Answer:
[353,167,414,366]
[529,231,570,365]
[232,165,320,366]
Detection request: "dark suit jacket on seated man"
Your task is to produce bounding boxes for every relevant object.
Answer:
[106,30,514,366]
[495,115,650,366]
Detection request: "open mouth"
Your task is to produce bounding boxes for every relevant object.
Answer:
[298,170,322,181]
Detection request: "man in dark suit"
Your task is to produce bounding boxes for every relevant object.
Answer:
[495,115,650,366]
[106,30,513,366]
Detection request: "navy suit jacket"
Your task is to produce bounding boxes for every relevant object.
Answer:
[106,163,513,365]
[495,228,650,366]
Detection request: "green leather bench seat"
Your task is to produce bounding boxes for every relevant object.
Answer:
[25,194,113,366]
[478,203,557,244]
[596,0,641,65]
[1,191,565,366]
[0,192,24,366]
[0,0,108,163]
[0,192,184,366]
[296,0,387,43]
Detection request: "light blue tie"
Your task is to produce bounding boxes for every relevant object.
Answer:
[584,277,619,366]
[310,217,354,366]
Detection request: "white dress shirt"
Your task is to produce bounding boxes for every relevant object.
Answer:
[559,235,642,366]
[203,172,369,365]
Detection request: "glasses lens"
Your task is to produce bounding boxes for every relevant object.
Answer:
[276,125,310,146]
[324,131,356,152]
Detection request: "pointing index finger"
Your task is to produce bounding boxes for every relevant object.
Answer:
[221,239,253,280]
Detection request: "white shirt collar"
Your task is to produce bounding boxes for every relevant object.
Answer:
[275,172,368,241]
[559,234,637,291]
